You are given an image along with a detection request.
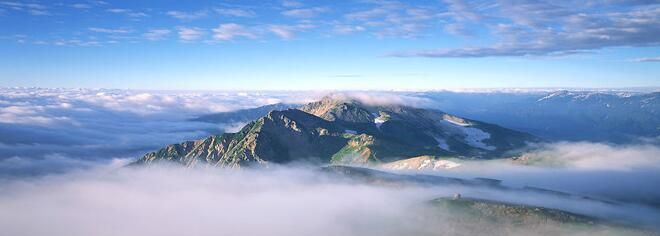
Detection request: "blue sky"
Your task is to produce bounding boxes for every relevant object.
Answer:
[0,0,659,90]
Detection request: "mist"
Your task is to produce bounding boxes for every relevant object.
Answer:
[0,162,658,236]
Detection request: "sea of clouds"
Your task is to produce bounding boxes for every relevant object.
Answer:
[0,88,659,236]
[0,88,323,175]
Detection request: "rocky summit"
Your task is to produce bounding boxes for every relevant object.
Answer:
[135,96,539,167]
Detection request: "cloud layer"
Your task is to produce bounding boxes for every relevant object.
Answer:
[1,164,659,236]
[0,88,318,175]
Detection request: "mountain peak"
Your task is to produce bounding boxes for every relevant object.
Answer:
[299,95,374,123]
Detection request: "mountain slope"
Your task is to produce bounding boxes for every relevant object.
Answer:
[136,96,539,167]
[301,96,539,158]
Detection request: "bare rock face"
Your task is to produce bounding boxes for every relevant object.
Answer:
[136,96,539,167]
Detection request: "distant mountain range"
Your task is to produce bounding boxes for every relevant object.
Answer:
[191,91,659,144]
[136,96,537,167]
[421,91,660,143]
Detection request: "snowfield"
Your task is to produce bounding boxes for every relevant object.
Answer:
[438,117,496,151]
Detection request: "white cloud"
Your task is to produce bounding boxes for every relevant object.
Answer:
[106,8,148,18]
[631,56,660,62]
[269,25,296,39]
[0,1,49,15]
[0,88,319,174]
[392,1,660,58]
[511,142,660,171]
[342,2,437,38]
[143,29,171,41]
[166,10,208,20]
[0,105,75,126]
[0,164,659,235]
[215,8,256,17]
[212,23,257,41]
[282,7,328,18]
[177,27,205,41]
[333,24,365,34]
[88,27,132,34]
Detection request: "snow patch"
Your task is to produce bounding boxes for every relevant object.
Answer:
[438,119,496,151]
[461,127,496,151]
[373,112,387,129]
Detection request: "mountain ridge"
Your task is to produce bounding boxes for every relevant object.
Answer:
[136,96,539,167]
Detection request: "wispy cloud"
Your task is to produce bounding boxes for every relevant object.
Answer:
[391,1,660,58]
[107,8,148,18]
[332,24,365,34]
[3,0,659,59]
[70,3,91,9]
[177,27,205,41]
[215,8,256,17]
[342,1,438,38]
[0,1,49,15]
[282,7,328,18]
[52,39,103,47]
[212,23,257,41]
[166,10,208,20]
[88,27,132,34]
[143,29,171,41]
[631,56,660,62]
[269,23,314,40]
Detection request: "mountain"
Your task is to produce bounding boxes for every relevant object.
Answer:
[420,91,660,143]
[136,96,538,167]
